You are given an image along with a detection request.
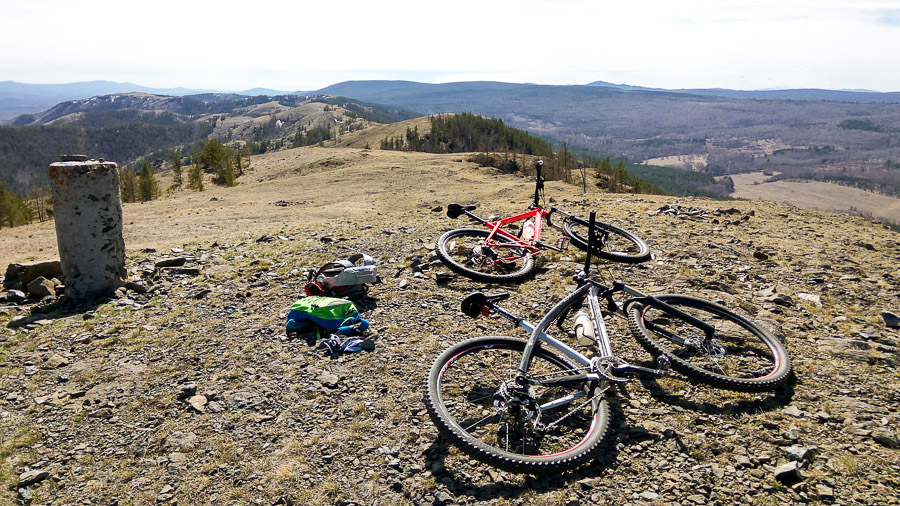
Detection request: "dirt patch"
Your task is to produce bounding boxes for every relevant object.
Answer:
[731,171,900,224]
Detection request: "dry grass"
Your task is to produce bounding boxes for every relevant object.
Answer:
[0,146,541,264]
[731,172,900,223]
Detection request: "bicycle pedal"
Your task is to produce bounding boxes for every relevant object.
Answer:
[656,355,671,370]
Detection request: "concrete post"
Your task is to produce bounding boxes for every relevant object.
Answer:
[48,155,126,300]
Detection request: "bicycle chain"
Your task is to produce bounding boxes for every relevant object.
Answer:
[542,384,611,430]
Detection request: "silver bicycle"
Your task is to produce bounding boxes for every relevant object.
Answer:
[425,213,792,474]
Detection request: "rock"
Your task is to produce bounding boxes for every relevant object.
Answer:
[124,281,150,294]
[640,491,660,501]
[4,261,62,289]
[797,293,822,307]
[18,469,50,487]
[774,461,802,483]
[783,445,817,462]
[882,311,900,328]
[44,353,69,369]
[319,372,340,389]
[5,289,26,304]
[155,257,187,269]
[188,394,208,413]
[871,428,900,448]
[177,383,197,400]
[26,276,56,298]
[815,484,835,501]
[783,406,804,418]
[753,250,770,260]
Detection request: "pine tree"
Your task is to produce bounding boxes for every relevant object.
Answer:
[172,152,183,188]
[119,167,138,203]
[188,162,203,191]
[138,162,159,202]
[223,156,236,187]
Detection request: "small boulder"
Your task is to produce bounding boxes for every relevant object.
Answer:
[5,290,26,304]
[882,311,900,328]
[872,428,900,448]
[17,469,49,487]
[774,461,802,483]
[26,277,56,299]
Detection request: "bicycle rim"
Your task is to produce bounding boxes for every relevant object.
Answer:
[629,295,791,391]
[435,228,534,282]
[563,218,650,263]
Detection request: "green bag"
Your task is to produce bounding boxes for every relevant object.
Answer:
[286,296,369,338]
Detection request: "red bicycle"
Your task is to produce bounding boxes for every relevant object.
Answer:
[435,160,650,282]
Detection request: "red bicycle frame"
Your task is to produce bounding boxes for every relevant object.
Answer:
[481,207,549,259]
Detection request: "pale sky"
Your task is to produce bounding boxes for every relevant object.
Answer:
[3,0,900,92]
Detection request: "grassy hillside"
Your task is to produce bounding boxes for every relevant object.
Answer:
[319,81,900,197]
[0,94,418,194]
[1,146,899,504]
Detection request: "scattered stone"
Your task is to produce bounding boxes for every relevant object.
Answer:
[871,428,900,448]
[783,445,817,462]
[18,469,49,487]
[774,461,803,483]
[188,394,208,413]
[882,311,900,328]
[319,372,340,389]
[26,276,56,298]
[155,257,187,269]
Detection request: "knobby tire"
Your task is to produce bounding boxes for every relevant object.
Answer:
[435,228,534,282]
[628,295,791,392]
[425,336,610,474]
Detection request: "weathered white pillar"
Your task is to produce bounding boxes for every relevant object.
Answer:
[49,155,125,300]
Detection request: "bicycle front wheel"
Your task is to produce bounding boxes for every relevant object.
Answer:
[563,217,650,263]
[435,228,534,282]
[425,336,610,474]
[628,295,791,392]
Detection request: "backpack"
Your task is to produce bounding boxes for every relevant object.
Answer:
[305,253,378,298]
[286,296,369,341]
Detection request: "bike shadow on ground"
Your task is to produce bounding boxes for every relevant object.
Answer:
[630,364,798,416]
[422,399,654,503]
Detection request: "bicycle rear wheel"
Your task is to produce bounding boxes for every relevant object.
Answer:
[628,295,791,392]
[425,336,610,474]
[435,228,534,282]
[563,217,650,263]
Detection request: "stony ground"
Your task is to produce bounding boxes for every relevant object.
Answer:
[1,148,899,505]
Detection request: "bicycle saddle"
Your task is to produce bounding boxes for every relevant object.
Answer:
[447,203,477,219]
[461,292,510,318]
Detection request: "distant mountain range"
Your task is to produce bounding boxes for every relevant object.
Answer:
[4,79,900,123]
[3,78,900,200]
[0,81,304,122]
[585,80,900,103]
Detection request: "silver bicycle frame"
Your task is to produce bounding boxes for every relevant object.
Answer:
[514,283,613,377]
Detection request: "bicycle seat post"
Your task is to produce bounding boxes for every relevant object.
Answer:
[584,211,596,276]
[533,159,544,208]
